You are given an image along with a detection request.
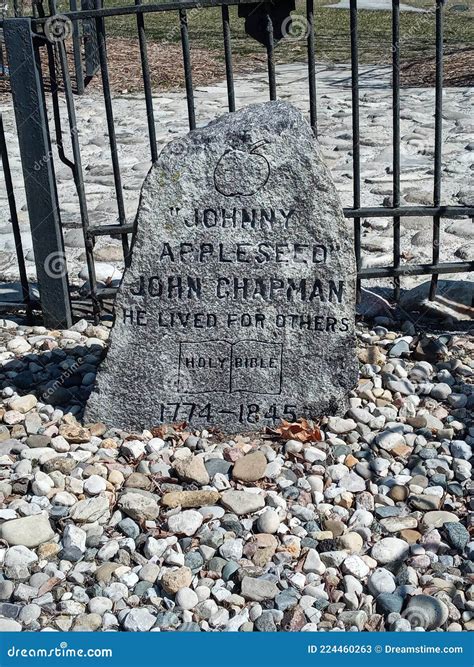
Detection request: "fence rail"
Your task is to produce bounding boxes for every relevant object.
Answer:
[0,0,473,328]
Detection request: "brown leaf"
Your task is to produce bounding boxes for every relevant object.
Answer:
[37,576,62,597]
[267,418,322,443]
[150,421,187,439]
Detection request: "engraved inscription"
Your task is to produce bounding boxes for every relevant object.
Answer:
[213,140,270,196]
[86,101,357,433]
[178,340,283,395]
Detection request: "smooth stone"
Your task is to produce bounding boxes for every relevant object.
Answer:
[167,510,203,536]
[220,490,265,515]
[371,538,410,564]
[241,577,279,602]
[368,568,396,596]
[117,493,159,521]
[422,511,459,530]
[175,587,199,610]
[256,509,280,534]
[162,490,220,508]
[376,593,403,615]
[232,451,267,482]
[0,515,54,548]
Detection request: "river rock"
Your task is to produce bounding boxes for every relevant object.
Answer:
[0,515,54,548]
[162,490,220,508]
[220,490,265,515]
[232,451,267,482]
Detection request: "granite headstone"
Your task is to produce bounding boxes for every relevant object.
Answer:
[86,101,357,433]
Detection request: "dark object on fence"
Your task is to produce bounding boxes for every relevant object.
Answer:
[0,0,472,328]
[238,0,296,45]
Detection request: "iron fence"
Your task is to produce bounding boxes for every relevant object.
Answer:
[0,0,473,328]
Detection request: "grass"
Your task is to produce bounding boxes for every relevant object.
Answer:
[94,0,473,66]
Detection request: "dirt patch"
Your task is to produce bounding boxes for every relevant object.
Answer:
[401,48,474,87]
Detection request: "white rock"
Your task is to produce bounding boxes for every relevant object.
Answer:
[167,510,203,536]
[327,417,357,434]
[257,509,280,534]
[84,475,107,496]
[371,537,410,564]
[342,554,370,578]
[8,394,37,413]
[368,568,396,595]
[61,524,87,561]
[123,607,156,632]
[175,587,199,610]
[303,549,326,575]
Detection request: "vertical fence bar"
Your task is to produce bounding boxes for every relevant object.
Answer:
[392,0,401,302]
[4,18,72,328]
[430,0,444,301]
[0,112,32,319]
[95,8,129,259]
[221,4,235,112]
[70,0,85,95]
[306,0,317,135]
[135,0,158,163]
[179,8,196,130]
[265,9,276,101]
[56,38,100,320]
[350,0,361,300]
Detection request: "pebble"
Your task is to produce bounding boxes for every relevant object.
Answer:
[444,522,469,551]
[241,577,279,602]
[0,515,54,548]
[368,568,396,596]
[162,490,220,508]
[371,538,410,564]
[220,490,265,515]
[257,509,280,534]
[175,587,199,610]
[173,455,210,486]
[123,608,157,632]
[118,493,159,521]
[167,510,203,536]
[84,475,107,495]
[232,451,267,482]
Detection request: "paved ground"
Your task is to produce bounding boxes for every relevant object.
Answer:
[0,63,472,301]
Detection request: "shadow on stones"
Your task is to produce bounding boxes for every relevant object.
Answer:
[0,344,104,418]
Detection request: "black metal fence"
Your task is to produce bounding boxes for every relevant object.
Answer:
[0,0,473,328]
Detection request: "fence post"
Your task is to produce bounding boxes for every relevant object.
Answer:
[4,18,73,329]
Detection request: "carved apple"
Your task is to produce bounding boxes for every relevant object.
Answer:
[214,141,270,196]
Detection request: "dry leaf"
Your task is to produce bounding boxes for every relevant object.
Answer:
[267,418,322,443]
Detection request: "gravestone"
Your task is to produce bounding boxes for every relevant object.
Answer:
[85,101,357,433]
